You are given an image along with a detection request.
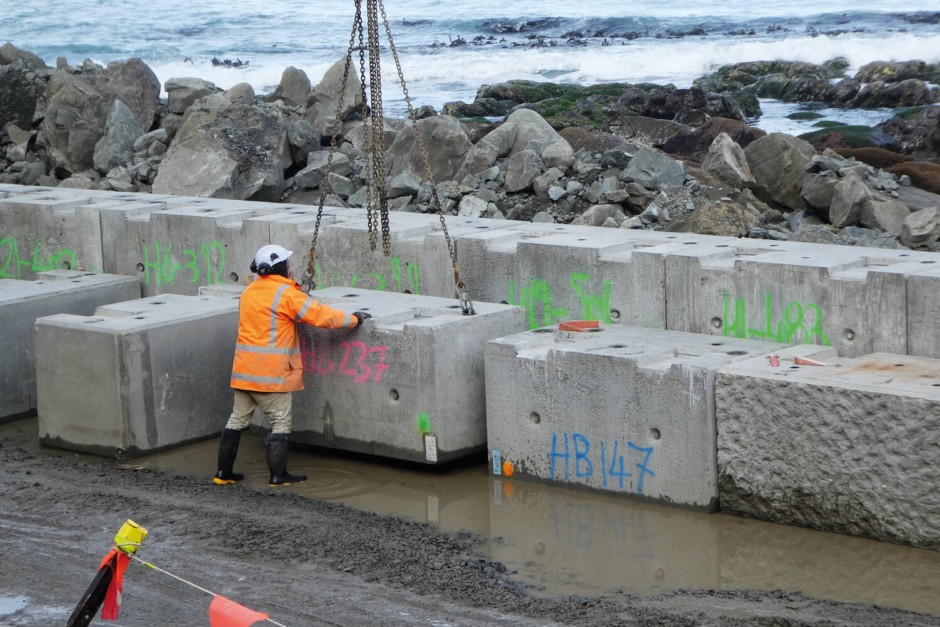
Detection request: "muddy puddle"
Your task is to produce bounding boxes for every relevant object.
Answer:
[4,418,939,616]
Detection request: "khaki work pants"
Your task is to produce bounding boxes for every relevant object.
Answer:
[225,389,293,434]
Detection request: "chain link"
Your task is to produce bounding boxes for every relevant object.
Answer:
[302,0,363,293]
[379,1,474,314]
[303,0,475,315]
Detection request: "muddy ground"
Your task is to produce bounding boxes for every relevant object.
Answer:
[1,441,938,627]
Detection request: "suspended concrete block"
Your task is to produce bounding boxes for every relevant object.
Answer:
[292,287,526,464]
[716,345,940,550]
[36,293,239,457]
[485,324,784,510]
[0,270,140,422]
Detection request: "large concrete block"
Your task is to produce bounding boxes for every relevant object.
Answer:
[485,325,784,509]
[0,271,140,422]
[292,287,526,463]
[0,186,94,280]
[716,345,940,550]
[36,293,239,457]
[664,241,940,358]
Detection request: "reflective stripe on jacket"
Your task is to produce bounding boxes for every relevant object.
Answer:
[230,275,357,392]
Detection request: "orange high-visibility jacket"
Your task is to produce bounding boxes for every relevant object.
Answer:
[230,275,358,392]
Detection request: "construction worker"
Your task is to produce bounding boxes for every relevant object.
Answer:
[213,244,371,487]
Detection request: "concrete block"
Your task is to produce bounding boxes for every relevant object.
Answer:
[0,187,94,280]
[485,325,784,509]
[0,271,140,422]
[291,287,526,463]
[663,241,940,358]
[36,293,239,457]
[716,345,940,549]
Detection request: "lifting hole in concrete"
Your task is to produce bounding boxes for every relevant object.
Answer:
[533,328,553,333]
[530,412,541,424]
[711,317,723,329]
[447,305,460,309]
[228,272,239,282]
[790,365,800,369]
[404,290,412,294]
[83,319,101,324]
[650,428,661,440]
[586,327,602,332]
[726,350,748,356]
[198,208,217,212]
[389,389,400,402]
[136,263,145,272]
[150,301,166,305]
[711,342,723,346]
[343,293,359,298]
[934,384,940,387]
[499,300,508,305]
[610,344,626,348]
[578,238,587,241]
[921,260,936,264]
[476,226,489,229]
[894,364,906,367]
[134,316,146,320]
[716,245,729,248]
[900,253,910,257]
[843,329,855,341]
[683,241,698,245]
[609,309,621,320]
[801,256,811,260]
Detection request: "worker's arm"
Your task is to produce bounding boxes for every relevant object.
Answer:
[287,287,359,329]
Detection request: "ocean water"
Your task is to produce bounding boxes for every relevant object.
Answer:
[3,1,940,132]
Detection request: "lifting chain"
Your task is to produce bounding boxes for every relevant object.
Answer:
[302,0,475,316]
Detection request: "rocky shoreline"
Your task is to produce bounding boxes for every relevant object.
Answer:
[1,42,938,251]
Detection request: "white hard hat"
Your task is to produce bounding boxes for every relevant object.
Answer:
[253,244,293,272]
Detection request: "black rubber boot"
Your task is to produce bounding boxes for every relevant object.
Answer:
[266,433,307,486]
[213,428,245,485]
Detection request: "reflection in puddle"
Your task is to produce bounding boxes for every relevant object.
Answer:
[4,419,940,616]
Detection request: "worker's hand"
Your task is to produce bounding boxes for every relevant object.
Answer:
[352,311,372,326]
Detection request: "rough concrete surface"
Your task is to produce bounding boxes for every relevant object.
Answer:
[1,441,938,627]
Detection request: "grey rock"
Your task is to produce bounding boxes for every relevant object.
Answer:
[457,194,489,218]
[387,171,423,199]
[900,207,940,249]
[532,211,555,223]
[224,82,256,105]
[621,147,685,190]
[505,149,544,193]
[860,196,911,235]
[572,204,626,227]
[387,115,471,184]
[165,77,219,115]
[296,151,351,188]
[93,100,143,174]
[152,101,289,201]
[266,66,310,107]
[305,56,364,137]
[744,132,817,211]
[829,176,873,228]
[701,132,755,189]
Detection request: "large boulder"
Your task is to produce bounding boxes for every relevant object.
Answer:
[152,100,290,200]
[165,77,220,115]
[608,116,689,148]
[744,133,817,210]
[305,56,364,138]
[266,66,311,107]
[860,196,911,235]
[701,133,754,189]
[829,176,873,228]
[900,207,940,249]
[667,199,758,237]
[93,99,143,174]
[40,72,110,173]
[662,117,766,161]
[386,115,472,184]
[456,108,571,179]
[875,105,939,158]
[99,58,161,131]
[0,59,49,130]
[621,147,685,190]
